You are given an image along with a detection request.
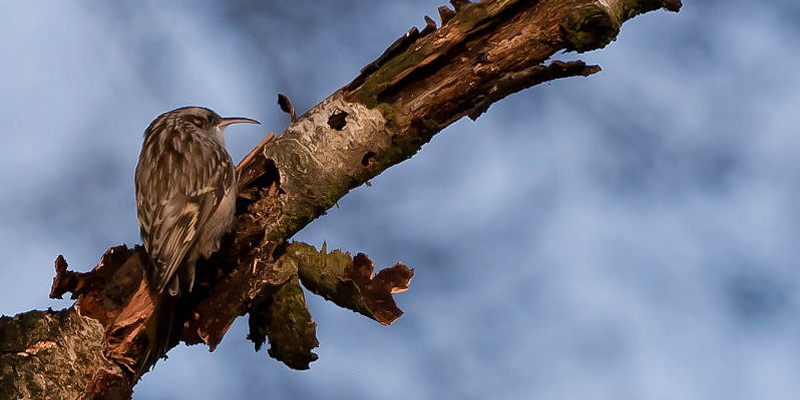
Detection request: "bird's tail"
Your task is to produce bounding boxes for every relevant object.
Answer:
[135,288,179,381]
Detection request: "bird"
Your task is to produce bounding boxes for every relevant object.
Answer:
[134,106,259,375]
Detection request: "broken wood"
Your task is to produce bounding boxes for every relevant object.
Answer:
[0,1,681,398]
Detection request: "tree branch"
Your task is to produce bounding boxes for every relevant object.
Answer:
[0,0,680,398]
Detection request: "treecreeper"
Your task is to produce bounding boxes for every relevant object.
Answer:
[134,106,260,377]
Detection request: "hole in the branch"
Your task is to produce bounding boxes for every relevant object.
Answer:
[249,158,283,196]
[263,158,283,194]
[271,242,290,260]
[361,151,376,166]
[236,158,283,211]
[328,111,348,130]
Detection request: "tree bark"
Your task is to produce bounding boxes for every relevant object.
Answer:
[0,0,680,398]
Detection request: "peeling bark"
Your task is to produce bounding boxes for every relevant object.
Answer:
[0,0,680,398]
[292,242,413,326]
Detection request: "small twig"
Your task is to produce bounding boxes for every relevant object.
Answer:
[277,93,298,123]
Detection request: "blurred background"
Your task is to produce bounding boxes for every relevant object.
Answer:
[2,1,799,399]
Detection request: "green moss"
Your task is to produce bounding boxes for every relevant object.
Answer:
[266,277,318,369]
[622,0,681,18]
[414,116,441,138]
[621,1,656,20]
[268,209,308,242]
[561,6,620,52]
[351,1,516,107]
[353,50,428,107]
[374,102,400,126]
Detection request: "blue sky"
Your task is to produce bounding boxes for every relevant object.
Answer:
[2,1,799,399]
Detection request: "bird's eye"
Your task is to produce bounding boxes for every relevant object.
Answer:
[207,114,215,124]
[189,116,205,128]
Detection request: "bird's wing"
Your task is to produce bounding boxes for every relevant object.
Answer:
[136,136,234,295]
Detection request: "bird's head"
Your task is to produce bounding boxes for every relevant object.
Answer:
[146,106,260,146]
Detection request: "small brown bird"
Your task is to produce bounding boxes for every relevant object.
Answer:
[134,106,259,374]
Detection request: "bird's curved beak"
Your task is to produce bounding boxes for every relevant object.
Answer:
[219,117,261,128]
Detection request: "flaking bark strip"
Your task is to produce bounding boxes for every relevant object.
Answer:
[257,275,319,370]
[290,242,413,325]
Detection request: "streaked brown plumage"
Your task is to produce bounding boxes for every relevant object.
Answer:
[134,106,259,376]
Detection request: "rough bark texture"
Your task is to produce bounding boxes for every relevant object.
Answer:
[0,0,680,398]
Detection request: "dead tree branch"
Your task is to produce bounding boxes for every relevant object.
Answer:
[0,0,680,398]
